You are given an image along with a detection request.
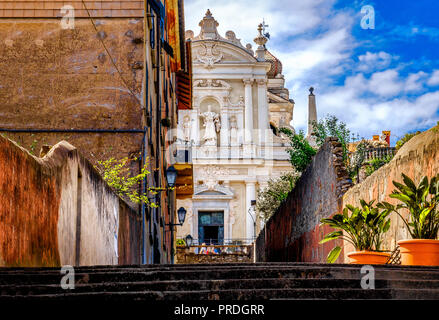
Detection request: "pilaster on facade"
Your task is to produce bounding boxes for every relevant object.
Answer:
[243,78,254,145]
[257,78,269,145]
[245,181,257,241]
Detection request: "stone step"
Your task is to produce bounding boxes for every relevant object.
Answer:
[3,278,439,296]
[1,266,439,285]
[3,262,439,273]
[2,263,439,300]
[4,288,439,300]
[0,288,397,301]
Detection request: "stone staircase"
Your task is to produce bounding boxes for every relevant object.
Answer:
[1,263,439,300]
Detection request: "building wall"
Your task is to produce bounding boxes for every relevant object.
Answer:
[0,135,141,267]
[0,1,144,18]
[255,138,352,262]
[0,17,144,168]
[342,126,439,261]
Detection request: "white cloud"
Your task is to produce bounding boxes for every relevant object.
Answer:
[357,51,396,72]
[276,28,352,83]
[369,69,403,97]
[404,71,428,92]
[428,70,439,86]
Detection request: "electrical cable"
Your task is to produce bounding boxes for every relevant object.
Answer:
[80,0,143,107]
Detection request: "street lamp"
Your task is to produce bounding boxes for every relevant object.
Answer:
[166,207,187,228]
[165,165,178,188]
[177,207,187,225]
[185,234,193,248]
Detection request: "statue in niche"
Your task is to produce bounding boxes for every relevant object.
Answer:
[182,115,191,142]
[200,105,221,146]
[230,116,238,146]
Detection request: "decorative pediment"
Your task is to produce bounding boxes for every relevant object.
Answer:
[194,184,234,198]
[193,40,257,67]
[194,79,231,89]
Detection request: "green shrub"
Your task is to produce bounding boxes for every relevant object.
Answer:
[311,115,351,163]
[256,171,300,222]
[176,239,186,246]
[280,128,317,172]
[364,154,393,177]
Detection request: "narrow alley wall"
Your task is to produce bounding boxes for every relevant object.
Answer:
[342,126,439,261]
[256,138,352,262]
[0,135,141,267]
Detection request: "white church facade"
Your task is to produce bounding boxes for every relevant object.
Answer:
[175,10,310,245]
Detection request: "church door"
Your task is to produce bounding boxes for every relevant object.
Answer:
[198,211,224,245]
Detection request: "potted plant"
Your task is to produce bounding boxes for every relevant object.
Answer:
[320,199,392,264]
[380,173,439,266]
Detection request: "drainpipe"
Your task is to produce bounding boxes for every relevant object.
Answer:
[141,129,147,264]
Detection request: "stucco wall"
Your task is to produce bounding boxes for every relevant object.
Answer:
[0,18,144,170]
[0,135,141,267]
[255,138,352,262]
[342,126,439,261]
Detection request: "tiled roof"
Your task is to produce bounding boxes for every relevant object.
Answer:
[0,1,144,18]
[265,49,283,79]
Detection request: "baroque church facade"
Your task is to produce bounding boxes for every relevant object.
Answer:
[175,10,299,245]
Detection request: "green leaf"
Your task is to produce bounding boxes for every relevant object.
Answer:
[393,182,415,197]
[389,193,413,203]
[401,173,417,191]
[382,219,391,233]
[359,199,368,208]
[326,246,342,263]
[419,207,432,227]
[319,231,343,244]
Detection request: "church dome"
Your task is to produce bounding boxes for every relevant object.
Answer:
[265,50,283,78]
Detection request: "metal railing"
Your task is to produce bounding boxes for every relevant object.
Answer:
[178,238,255,246]
[363,147,396,162]
[179,244,253,255]
[176,238,255,255]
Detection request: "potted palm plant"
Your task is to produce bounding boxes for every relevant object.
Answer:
[379,173,439,266]
[320,199,392,264]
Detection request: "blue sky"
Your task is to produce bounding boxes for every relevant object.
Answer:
[184,0,439,145]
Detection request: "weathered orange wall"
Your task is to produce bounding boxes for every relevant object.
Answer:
[342,126,439,260]
[0,135,61,266]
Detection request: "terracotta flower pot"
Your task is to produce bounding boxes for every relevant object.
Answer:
[398,239,439,266]
[347,251,391,264]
